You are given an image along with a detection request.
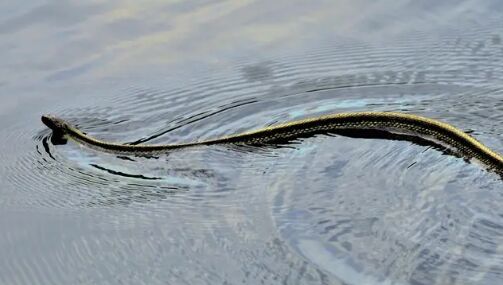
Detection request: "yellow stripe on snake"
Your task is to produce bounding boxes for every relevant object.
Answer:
[41,112,503,175]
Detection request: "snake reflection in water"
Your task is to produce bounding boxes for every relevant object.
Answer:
[41,112,503,176]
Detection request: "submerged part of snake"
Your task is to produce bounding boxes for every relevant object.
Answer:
[41,112,503,174]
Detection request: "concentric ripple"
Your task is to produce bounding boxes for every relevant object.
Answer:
[2,25,503,284]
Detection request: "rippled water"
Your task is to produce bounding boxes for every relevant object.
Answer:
[1,1,503,284]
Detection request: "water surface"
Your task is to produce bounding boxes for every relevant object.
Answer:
[1,1,503,284]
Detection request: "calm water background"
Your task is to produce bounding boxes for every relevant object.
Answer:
[1,1,503,284]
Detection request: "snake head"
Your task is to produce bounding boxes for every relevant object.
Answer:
[41,114,69,145]
[41,114,69,132]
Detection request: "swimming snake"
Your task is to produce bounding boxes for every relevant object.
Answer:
[41,112,503,174]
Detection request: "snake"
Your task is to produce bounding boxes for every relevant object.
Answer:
[41,112,503,174]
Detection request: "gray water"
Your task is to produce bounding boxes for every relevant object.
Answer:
[1,1,503,284]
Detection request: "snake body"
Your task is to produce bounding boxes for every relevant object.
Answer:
[41,112,503,174]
